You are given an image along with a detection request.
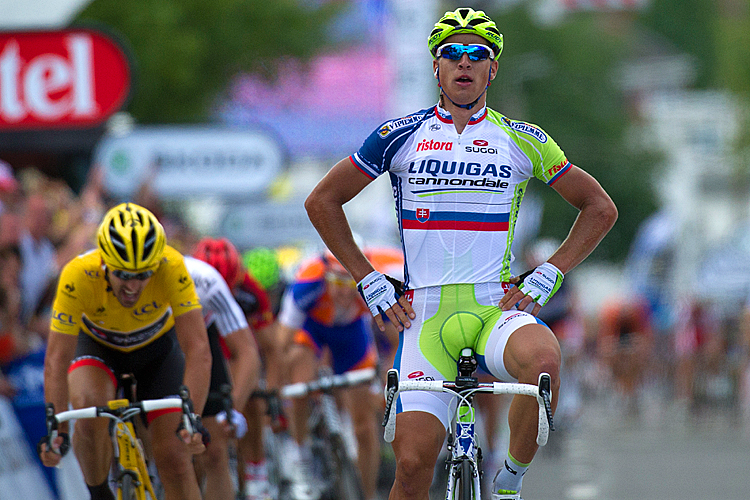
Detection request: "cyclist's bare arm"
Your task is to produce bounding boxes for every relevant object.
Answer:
[277,322,298,360]
[305,158,415,329]
[173,308,212,417]
[40,330,78,466]
[224,326,260,411]
[549,165,617,272]
[253,322,283,389]
[500,166,617,313]
[305,158,375,281]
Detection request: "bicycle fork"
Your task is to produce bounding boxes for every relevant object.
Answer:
[445,403,481,500]
[112,421,155,499]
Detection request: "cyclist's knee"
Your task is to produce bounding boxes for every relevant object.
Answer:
[394,452,434,493]
[506,325,561,383]
[153,446,195,482]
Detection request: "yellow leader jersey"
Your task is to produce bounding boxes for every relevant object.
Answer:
[50,245,201,352]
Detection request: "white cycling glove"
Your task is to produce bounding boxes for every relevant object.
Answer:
[357,270,401,317]
[215,409,248,438]
[517,262,564,307]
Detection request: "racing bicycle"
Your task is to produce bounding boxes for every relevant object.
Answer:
[44,382,201,500]
[276,366,377,500]
[382,348,555,500]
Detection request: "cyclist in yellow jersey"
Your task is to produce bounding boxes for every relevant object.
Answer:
[304,8,617,500]
[39,203,212,500]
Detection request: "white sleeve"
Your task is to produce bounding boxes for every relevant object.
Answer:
[278,289,306,330]
[207,279,249,337]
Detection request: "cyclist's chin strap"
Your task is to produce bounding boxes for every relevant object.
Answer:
[437,67,492,111]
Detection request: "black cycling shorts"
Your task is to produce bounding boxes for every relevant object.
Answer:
[203,322,232,418]
[72,328,185,403]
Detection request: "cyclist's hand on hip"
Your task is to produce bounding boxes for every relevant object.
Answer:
[500,263,564,316]
[357,271,415,332]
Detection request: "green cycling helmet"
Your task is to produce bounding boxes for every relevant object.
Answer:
[243,247,281,290]
[428,7,503,60]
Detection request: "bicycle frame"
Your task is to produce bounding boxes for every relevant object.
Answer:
[382,348,555,500]
[46,393,192,500]
[108,399,158,500]
[444,396,482,500]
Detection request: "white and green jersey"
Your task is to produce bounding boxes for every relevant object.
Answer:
[350,104,570,289]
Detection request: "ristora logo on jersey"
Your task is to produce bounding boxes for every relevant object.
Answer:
[0,29,131,130]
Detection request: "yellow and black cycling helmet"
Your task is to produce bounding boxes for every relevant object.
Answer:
[428,7,503,60]
[97,202,166,271]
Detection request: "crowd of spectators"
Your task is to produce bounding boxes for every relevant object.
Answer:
[0,158,200,400]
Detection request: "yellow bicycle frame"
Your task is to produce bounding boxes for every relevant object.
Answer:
[109,399,157,500]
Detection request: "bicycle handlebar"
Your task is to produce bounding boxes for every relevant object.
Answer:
[44,385,199,455]
[281,367,377,398]
[382,370,554,446]
[51,398,183,424]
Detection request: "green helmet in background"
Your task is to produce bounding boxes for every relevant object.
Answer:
[243,247,281,290]
[428,7,503,60]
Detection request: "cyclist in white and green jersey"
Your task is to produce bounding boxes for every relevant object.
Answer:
[304,7,617,500]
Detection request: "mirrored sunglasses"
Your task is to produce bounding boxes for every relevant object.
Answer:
[111,268,154,281]
[437,43,494,62]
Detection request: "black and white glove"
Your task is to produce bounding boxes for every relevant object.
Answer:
[215,409,248,438]
[37,432,70,457]
[357,271,403,318]
[517,262,564,307]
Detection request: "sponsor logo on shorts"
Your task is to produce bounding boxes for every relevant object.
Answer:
[408,371,424,379]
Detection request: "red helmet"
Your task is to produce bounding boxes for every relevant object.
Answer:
[193,237,241,286]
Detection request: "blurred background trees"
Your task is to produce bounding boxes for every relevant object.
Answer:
[72,0,750,264]
[76,0,342,123]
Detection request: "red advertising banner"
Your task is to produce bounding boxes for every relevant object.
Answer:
[0,28,131,130]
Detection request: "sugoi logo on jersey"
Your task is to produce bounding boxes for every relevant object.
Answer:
[507,119,547,143]
[416,139,452,152]
[465,139,497,154]
[416,208,430,222]
[378,114,421,138]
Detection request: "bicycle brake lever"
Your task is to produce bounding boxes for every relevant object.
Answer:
[538,373,555,432]
[382,369,399,429]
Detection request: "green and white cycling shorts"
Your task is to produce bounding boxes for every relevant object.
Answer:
[394,283,543,429]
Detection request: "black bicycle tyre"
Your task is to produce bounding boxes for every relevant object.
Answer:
[119,472,137,500]
[458,459,473,500]
[331,437,365,500]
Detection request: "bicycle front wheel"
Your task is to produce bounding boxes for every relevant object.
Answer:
[331,436,365,500]
[457,459,474,500]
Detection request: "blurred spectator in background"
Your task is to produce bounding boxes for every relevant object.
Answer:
[673,297,721,413]
[0,159,21,215]
[597,295,653,418]
[0,245,24,356]
[18,191,57,326]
